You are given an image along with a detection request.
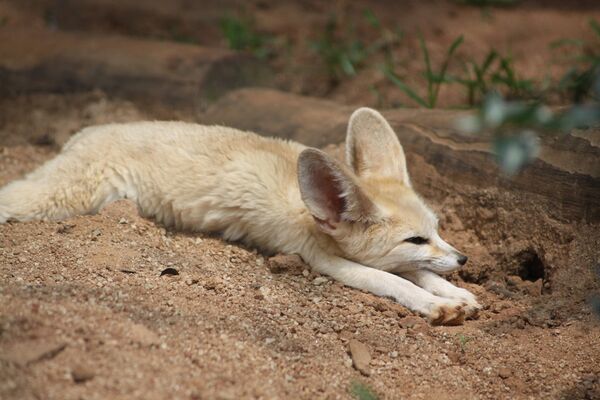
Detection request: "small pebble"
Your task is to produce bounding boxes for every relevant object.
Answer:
[498,367,512,379]
[348,339,371,376]
[71,365,95,383]
[313,277,328,285]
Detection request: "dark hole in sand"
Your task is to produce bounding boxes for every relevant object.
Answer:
[160,267,179,276]
[516,249,545,282]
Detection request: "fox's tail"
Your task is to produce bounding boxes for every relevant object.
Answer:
[0,149,131,223]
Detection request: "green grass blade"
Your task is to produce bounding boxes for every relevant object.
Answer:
[418,33,435,107]
[382,65,430,107]
[481,49,498,73]
[433,35,464,107]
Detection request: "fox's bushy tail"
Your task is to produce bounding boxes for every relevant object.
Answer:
[0,150,130,223]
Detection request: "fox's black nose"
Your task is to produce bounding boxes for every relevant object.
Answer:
[457,254,468,266]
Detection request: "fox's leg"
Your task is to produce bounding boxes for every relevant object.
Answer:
[306,252,466,325]
[400,270,480,317]
[0,152,133,223]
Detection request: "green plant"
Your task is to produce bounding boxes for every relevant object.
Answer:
[456,50,536,105]
[219,16,271,59]
[363,9,404,69]
[457,91,600,174]
[491,55,536,97]
[311,10,402,83]
[552,19,600,103]
[350,381,380,400]
[457,333,472,353]
[383,34,464,108]
[311,14,374,82]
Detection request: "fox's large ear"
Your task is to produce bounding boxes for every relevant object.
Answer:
[298,148,378,230]
[346,107,411,186]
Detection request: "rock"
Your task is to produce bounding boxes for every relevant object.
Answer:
[129,323,160,346]
[338,330,353,341]
[498,367,512,379]
[0,340,66,366]
[0,28,269,112]
[256,286,271,301]
[267,254,306,275]
[370,300,388,312]
[348,339,371,376]
[313,277,329,286]
[485,281,515,299]
[90,228,102,241]
[185,278,198,286]
[522,279,543,297]
[506,275,524,288]
[446,351,462,364]
[71,365,95,383]
[203,277,222,290]
[399,316,425,329]
[56,223,75,234]
[506,275,543,297]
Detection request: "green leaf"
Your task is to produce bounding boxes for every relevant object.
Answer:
[341,55,357,76]
[493,131,539,175]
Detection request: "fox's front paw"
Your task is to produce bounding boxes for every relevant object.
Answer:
[452,288,481,319]
[428,300,466,326]
[463,299,481,319]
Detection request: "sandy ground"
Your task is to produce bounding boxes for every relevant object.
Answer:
[0,1,599,399]
[0,93,599,400]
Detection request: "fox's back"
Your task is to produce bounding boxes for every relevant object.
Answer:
[60,121,311,250]
[65,121,304,169]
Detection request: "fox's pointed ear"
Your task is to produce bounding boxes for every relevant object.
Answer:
[346,107,411,186]
[297,148,378,231]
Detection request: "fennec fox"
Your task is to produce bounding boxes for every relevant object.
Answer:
[0,108,480,324]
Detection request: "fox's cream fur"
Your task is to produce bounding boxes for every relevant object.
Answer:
[0,108,480,324]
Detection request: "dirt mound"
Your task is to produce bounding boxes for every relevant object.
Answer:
[1,93,599,399]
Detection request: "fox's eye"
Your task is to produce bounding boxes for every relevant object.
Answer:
[404,236,429,245]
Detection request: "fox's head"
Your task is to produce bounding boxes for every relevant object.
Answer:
[298,107,467,274]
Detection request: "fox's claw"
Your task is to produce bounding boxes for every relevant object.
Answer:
[454,290,481,319]
[463,300,482,319]
[428,301,466,326]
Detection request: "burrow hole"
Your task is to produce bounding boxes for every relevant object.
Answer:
[516,249,545,282]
